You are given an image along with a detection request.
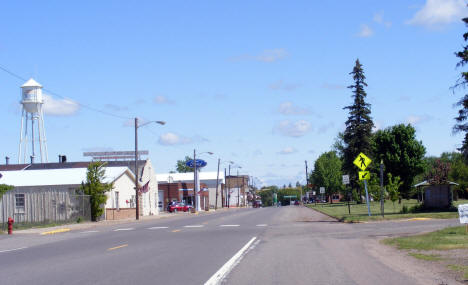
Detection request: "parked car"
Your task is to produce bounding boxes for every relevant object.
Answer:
[167,201,192,213]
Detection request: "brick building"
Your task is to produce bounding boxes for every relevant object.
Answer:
[158,182,209,211]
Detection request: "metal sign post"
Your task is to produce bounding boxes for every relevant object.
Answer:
[364,180,371,216]
[354,153,372,217]
[342,175,350,214]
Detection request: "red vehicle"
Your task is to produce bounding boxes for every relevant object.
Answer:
[167,202,192,213]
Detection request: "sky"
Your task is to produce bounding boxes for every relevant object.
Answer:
[1,0,468,187]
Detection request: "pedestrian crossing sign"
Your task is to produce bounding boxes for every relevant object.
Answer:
[353,152,372,171]
[359,171,370,180]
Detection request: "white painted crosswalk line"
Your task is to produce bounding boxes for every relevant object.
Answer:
[79,230,99,234]
[184,225,204,228]
[148,226,169,230]
[113,228,135,231]
[219,225,240,227]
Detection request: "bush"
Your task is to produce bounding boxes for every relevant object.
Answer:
[400,205,409,214]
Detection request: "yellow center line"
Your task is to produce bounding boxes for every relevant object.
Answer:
[172,229,181,233]
[107,244,128,251]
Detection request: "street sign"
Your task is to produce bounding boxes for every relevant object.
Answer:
[186,159,207,168]
[459,204,468,224]
[353,152,372,171]
[342,175,350,185]
[359,171,370,180]
[312,191,316,195]
[319,187,325,194]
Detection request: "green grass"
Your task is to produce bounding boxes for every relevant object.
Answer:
[447,265,468,280]
[307,199,467,222]
[408,252,443,261]
[383,226,468,251]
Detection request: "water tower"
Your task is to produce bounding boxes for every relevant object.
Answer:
[18,78,48,163]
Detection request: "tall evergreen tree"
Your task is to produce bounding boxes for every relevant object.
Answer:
[453,17,468,161]
[342,59,374,200]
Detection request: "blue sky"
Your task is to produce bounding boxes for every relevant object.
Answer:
[1,0,467,186]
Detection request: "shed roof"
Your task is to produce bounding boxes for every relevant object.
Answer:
[0,167,132,187]
[413,180,459,187]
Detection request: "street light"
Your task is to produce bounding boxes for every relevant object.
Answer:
[134,118,165,220]
[215,160,233,209]
[193,150,213,212]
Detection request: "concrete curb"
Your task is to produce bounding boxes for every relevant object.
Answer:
[40,228,71,235]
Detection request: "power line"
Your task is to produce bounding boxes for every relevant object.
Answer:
[0,64,132,120]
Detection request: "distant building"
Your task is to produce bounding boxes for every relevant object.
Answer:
[156,172,224,210]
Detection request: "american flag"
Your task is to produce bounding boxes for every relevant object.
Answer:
[139,180,150,194]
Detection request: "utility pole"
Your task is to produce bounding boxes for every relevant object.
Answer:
[193,149,198,212]
[304,160,309,204]
[215,158,220,210]
[134,117,139,220]
[228,164,231,208]
[224,168,227,207]
[237,169,240,207]
[380,160,384,217]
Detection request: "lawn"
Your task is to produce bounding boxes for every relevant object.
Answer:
[383,226,468,250]
[307,199,467,222]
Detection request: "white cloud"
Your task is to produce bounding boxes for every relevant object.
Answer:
[158,132,192,145]
[42,94,79,116]
[275,120,312,137]
[358,24,374,37]
[154,95,174,104]
[229,48,288,63]
[408,0,468,27]
[278,146,297,155]
[406,115,433,125]
[278,102,310,115]
[373,12,392,27]
[269,80,301,91]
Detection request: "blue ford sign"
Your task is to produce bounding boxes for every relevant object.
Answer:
[186,159,207,168]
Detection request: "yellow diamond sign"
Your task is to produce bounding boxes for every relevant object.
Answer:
[353,152,372,171]
[359,171,370,180]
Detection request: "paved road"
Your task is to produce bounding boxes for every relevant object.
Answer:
[0,206,460,285]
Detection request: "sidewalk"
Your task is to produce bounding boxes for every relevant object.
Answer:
[6,207,234,235]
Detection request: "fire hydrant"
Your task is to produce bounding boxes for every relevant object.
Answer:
[7,217,14,235]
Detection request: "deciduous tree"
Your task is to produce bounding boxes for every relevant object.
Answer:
[175,156,193,173]
[80,162,113,221]
[311,151,343,203]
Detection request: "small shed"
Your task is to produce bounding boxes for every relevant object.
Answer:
[413,180,458,209]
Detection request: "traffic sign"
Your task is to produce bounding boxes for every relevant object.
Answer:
[353,152,372,171]
[342,175,350,185]
[359,171,370,180]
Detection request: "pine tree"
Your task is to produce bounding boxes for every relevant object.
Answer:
[454,17,468,161]
[343,59,374,201]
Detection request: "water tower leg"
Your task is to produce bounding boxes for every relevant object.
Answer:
[18,109,24,164]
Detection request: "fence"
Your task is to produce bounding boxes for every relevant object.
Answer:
[1,190,91,230]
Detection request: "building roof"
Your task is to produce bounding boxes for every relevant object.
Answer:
[21,78,42,88]
[0,164,30,171]
[156,172,225,183]
[413,180,459,187]
[0,167,132,187]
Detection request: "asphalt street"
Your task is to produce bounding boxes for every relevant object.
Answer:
[0,206,460,285]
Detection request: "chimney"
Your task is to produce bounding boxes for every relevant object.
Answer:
[58,155,62,163]
[5,156,9,165]
[61,155,67,163]
[30,155,35,164]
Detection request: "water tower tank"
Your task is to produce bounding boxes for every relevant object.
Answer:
[21,78,43,113]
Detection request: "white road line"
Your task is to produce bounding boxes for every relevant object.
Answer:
[184,225,204,228]
[219,225,240,227]
[113,228,135,231]
[204,237,258,285]
[79,230,99,234]
[148,226,169,230]
[256,224,268,227]
[0,247,28,253]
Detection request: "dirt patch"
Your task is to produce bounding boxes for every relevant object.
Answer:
[368,237,467,284]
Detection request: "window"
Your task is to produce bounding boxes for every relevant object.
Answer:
[15,194,25,214]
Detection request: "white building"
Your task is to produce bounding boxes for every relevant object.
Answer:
[156,171,225,209]
[0,164,158,221]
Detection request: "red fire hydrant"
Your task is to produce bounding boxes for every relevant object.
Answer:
[7,217,14,235]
